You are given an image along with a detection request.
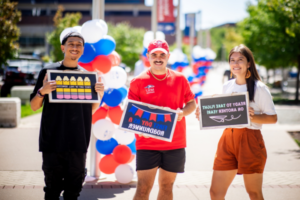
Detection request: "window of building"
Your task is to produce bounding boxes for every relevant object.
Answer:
[19,37,45,47]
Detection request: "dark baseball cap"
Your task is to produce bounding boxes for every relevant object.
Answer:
[61,32,85,45]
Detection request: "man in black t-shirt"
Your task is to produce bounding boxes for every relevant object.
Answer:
[30,32,104,200]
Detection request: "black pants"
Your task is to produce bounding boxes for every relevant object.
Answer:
[42,152,86,200]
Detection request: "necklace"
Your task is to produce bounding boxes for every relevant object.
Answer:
[149,68,168,81]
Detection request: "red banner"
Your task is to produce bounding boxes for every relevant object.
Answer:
[150,113,157,121]
[164,114,171,122]
[135,109,143,117]
[157,0,175,23]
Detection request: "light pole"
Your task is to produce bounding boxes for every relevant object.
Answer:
[152,0,157,39]
[89,0,105,179]
[189,13,195,61]
[176,0,181,50]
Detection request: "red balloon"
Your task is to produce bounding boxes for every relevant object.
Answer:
[127,154,135,163]
[79,62,94,71]
[99,154,120,174]
[113,145,132,164]
[92,107,108,124]
[92,55,112,74]
[177,66,184,72]
[108,106,123,125]
[108,51,121,66]
[142,56,151,67]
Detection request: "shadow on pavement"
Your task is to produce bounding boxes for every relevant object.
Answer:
[78,187,132,199]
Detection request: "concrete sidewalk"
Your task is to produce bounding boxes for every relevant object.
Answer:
[0,66,300,200]
[0,113,300,200]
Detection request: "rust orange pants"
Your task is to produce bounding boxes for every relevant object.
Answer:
[213,128,267,174]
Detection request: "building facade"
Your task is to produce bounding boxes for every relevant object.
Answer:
[15,0,175,56]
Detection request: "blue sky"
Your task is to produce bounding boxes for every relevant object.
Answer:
[145,0,257,29]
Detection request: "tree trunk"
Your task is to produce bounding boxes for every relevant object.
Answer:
[296,54,300,104]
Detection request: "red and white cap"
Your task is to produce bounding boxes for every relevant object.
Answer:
[148,39,169,54]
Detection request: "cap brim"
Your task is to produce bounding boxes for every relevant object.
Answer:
[149,48,168,54]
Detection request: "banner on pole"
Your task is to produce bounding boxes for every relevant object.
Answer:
[157,0,175,23]
[184,13,196,37]
[157,0,175,35]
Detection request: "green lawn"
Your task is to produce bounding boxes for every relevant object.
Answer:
[21,104,43,118]
[295,139,300,147]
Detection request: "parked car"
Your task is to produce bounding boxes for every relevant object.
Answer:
[0,55,44,97]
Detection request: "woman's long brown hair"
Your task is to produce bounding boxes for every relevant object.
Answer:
[228,45,261,101]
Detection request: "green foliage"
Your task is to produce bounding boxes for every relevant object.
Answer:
[47,5,82,62]
[0,0,21,68]
[21,104,43,118]
[107,22,145,69]
[239,0,300,69]
[210,26,243,61]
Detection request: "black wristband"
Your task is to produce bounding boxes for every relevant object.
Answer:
[37,88,45,98]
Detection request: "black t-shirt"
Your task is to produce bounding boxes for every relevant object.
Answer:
[30,62,92,153]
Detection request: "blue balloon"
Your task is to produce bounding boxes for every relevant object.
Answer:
[117,86,128,100]
[78,43,96,63]
[96,138,118,155]
[127,138,136,154]
[93,35,116,56]
[187,76,194,82]
[102,88,123,107]
[171,64,178,70]
[142,47,147,57]
[195,91,203,98]
[193,56,206,62]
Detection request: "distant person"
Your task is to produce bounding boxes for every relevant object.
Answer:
[30,32,104,200]
[196,45,277,200]
[133,54,147,77]
[129,39,196,200]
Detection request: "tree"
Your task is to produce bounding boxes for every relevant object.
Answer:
[210,26,243,61]
[0,0,21,68]
[239,0,300,103]
[107,22,145,69]
[47,5,82,62]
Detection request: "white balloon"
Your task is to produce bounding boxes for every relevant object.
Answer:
[72,26,82,33]
[143,31,166,47]
[168,48,186,65]
[205,48,217,60]
[182,67,194,78]
[92,119,115,140]
[81,19,108,43]
[60,27,77,43]
[192,45,206,59]
[128,158,137,178]
[114,129,135,145]
[191,84,202,94]
[115,164,134,184]
[104,66,127,89]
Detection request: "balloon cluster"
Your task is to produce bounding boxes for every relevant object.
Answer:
[181,46,216,101]
[141,31,166,68]
[168,48,189,72]
[60,19,135,184]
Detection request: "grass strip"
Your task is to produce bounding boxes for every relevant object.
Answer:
[21,104,43,118]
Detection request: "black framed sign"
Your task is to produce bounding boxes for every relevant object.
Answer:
[47,70,100,103]
[119,100,178,142]
[198,92,250,130]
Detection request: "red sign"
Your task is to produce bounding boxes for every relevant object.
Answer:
[157,0,175,23]
[183,36,197,45]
